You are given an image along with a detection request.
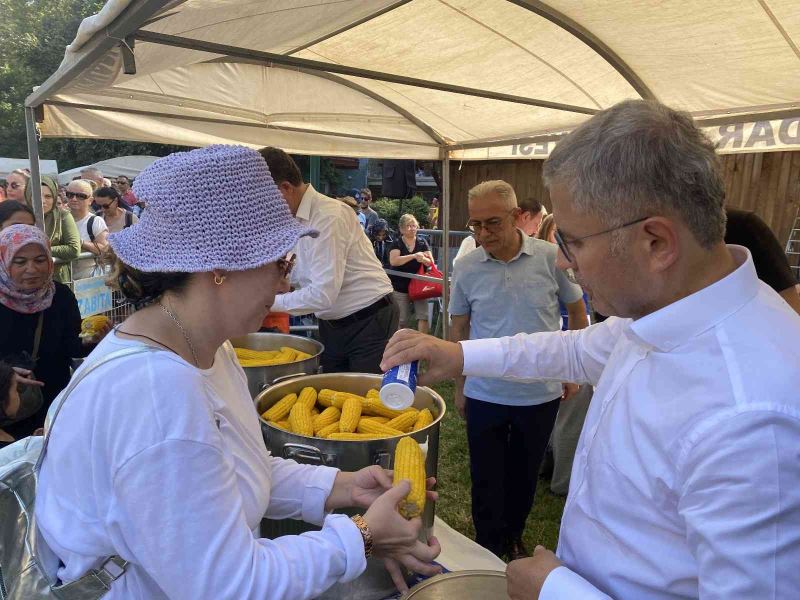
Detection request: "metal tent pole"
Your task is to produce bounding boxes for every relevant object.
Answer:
[441,153,451,339]
[25,107,45,230]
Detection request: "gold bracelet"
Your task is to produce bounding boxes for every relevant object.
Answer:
[350,514,373,558]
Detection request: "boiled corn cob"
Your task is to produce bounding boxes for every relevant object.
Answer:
[234,347,281,360]
[362,397,416,419]
[81,315,111,336]
[297,387,318,410]
[329,432,394,441]
[295,351,312,361]
[288,402,314,437]
[267,420,291,432]
[339,397,363,433]
[331,391,367,409]
[261,393,298,421]
[317,421,341,438]
[279,346,299,362]
[412,408,434,431]
[357,419,404,437]
[393,437,427,518]
[366,389,381,400]
[362,416,390,424]
[386,411,420,433]
[317,389,336,408]
[313,406,341,433]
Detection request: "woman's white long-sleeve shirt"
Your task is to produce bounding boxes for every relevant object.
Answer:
[36,332,366,599]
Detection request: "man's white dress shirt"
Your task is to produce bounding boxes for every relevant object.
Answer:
[461,246,800,599]
[271,185,392,320]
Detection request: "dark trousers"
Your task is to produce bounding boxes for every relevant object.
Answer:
[466,396,561,556]
[318,298,399,373]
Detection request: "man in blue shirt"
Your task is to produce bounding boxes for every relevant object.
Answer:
[450,180,588,561]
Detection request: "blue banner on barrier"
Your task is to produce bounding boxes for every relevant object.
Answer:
[74,276,113,318]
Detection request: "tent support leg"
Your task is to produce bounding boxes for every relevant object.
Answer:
[441,154,450,340]
[25,106,45,230]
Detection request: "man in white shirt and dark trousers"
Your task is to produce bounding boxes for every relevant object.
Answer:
[451,180,587,561]
[262,148,398,373]
[381,100,800,599]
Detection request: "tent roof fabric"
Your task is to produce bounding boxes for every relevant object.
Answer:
[56,155,159,184]
[28,0,800,159]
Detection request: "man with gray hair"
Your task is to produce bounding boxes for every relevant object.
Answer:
[381,100,800,599]
[449,178,587,561]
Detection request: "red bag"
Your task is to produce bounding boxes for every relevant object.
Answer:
[408,263,444,301]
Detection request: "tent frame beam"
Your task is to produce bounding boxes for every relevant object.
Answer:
[134,30,599,116]
[286,0,414,55]
[507,0,656,101]
[43,100,440,148]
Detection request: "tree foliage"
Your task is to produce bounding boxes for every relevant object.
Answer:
[0,0,184,170]
[371,196,431,231]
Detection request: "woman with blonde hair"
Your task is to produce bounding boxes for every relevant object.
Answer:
[536,213,557,244]
[389,213,433,333]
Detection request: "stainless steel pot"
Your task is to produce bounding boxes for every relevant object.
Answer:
[229,333,323,398]
[405,571,510,599]
[254,373,445,600]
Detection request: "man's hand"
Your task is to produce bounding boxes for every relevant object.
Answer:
[561,382,579,401]
[380,329,464,386]
[507,546,562,600]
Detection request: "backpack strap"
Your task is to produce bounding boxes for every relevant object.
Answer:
[87,215,96,243]
[124,211,133,228]
[52,556,129,599]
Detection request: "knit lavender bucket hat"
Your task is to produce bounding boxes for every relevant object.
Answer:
[109,145,316,272]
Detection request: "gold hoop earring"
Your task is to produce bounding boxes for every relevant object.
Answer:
[214,274,226,285]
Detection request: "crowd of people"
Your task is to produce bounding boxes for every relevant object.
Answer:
[0,98,799,600]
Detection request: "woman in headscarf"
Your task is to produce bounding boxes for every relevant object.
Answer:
[0,225,84,439]
[25,174,81,283]
[369,218,393,267]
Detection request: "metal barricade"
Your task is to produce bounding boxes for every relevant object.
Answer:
[417,229,471,273]
[54,252,136,325]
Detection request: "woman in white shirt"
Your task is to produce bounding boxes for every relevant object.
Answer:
[36,146,440,599]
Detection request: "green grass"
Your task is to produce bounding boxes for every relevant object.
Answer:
[431,380,566,554]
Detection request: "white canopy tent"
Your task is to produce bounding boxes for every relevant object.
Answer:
[1,158,58,178]
[23,0,800,332]
[57,155,159,184]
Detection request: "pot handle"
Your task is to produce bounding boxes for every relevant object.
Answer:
[261,373,306,391]
[283,442,337,467]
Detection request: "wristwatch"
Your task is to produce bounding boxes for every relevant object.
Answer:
[350,514,373,558]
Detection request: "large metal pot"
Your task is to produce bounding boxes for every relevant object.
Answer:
[254,373,445,600]
[229,333,323,398]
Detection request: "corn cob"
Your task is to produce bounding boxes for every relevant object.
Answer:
[362,416,390,424]
[393,437,427,518]
[332,391,368,409]
[366,388,381,400]
[81,315,111,336]
[386,410,420,433]
[317,421,341,438]
[297,387,318,410]
[339,397,363,432]
[311,407,319,417]
[412,408,434,431]
[313,406,341,433]
[362,397,416,419]
[295,351,312,361]
[288,402,314,437]
[279,346,299,361]
[357,419,404,437]
[267,420,291,432]
[234,347,281,360]
[261,393,298,421]
[317,389,336,408]
[328,432,394,441]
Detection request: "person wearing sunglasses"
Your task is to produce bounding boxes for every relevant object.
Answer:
[35,146,440,600]
[66,179,109,280]
[5,169,29,203]
[382,100,800,600]
[95,186,138,233]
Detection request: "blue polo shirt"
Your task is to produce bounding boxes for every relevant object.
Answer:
[450,233,583,406]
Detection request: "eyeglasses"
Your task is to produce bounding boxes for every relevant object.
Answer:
[95,198,117,209]
[65,191,89,200]
[554,216,650,263]
[467,209,515,234]
[9,182,22,190]
[277,254,296,278]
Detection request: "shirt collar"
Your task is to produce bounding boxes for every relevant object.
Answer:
[480,229,533,263]
[628,245,760,352]
[295,184,316,222]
